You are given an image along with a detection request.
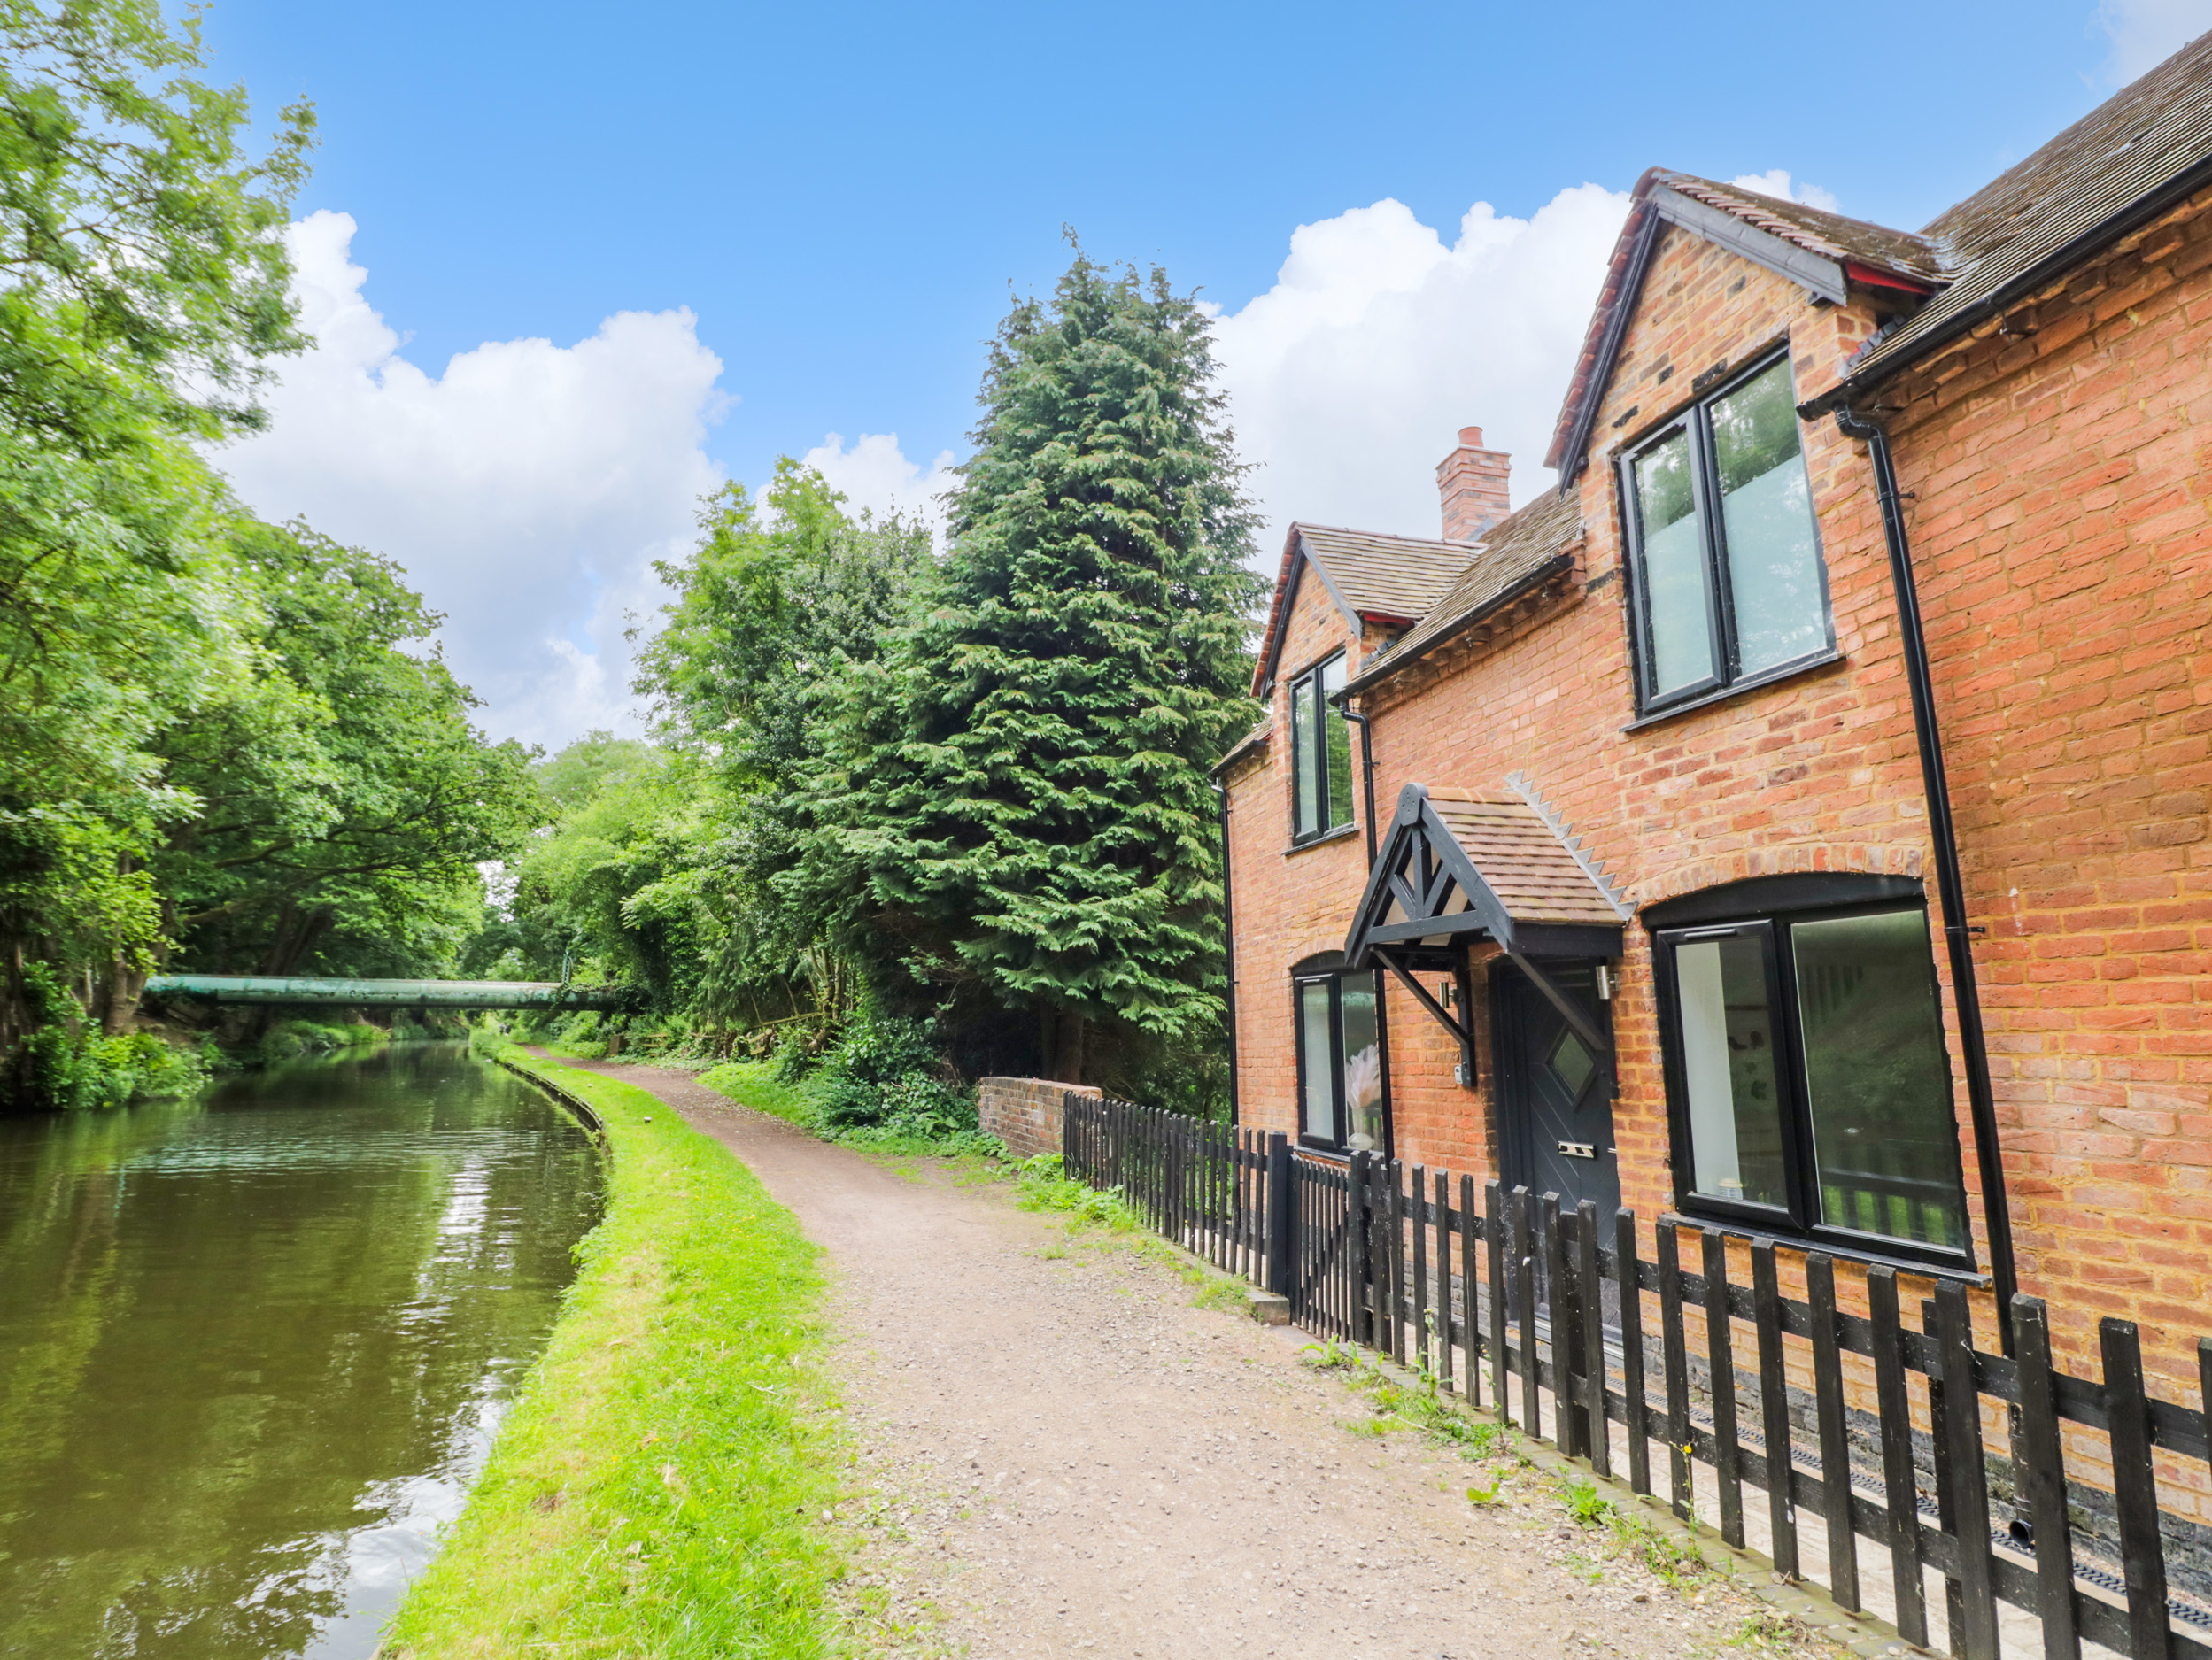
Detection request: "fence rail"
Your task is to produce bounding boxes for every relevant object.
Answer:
[1059,1093,2212,1660]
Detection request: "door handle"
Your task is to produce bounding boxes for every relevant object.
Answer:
[1557,1140,1597,1160]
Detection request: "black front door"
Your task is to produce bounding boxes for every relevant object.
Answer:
[1495,960,1620,1217]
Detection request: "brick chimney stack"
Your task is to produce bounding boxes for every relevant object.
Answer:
[1436,426,1512,541]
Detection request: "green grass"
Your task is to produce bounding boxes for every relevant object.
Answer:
[383,1046,845,1660]
[700,1060,827,1131]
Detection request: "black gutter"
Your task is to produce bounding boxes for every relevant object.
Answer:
[1806,145,2212,418]
[1341,552,1576,696]
[1210,778,1240,1127]
[1834,405,2018,1331]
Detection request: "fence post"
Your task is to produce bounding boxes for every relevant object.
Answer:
[1578,1198,1609,1478]
[2100,1317,2173,1660]
[2011,1296,2079,1660]
[1542,1192,1576,1455]
[1265,1133,1294,1299]
[1348,1150,1373,1347]
[1936,1282,1999,1660]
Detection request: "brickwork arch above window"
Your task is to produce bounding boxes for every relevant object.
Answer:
[1628,842,1925,913]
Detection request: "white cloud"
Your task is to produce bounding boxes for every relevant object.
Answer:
[799,430,960,539]
[1209,185,1631,555]
[2095,0,2212,82]
[213,210,728,751]
[1729,169,1843,215]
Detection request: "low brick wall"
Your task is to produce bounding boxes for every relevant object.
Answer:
[978,1077,1098,1162]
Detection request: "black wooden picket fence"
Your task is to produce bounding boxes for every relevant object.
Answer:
[1060,1093,2212,1660]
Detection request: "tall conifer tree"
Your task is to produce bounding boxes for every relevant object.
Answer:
[828,251,1264,1081]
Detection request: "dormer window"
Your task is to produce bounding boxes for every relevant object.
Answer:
[1620,352,1834,714]
[1289,652,1354,842]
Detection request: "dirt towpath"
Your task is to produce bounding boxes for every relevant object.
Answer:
[561,1058,1837,1660]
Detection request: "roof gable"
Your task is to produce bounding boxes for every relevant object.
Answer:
[1251,522,1480,694]
[1545,170,1944,481]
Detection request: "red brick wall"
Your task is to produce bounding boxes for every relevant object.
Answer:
[978,1077,1100,1162]
[1865,185,2212,1391]
[1225,203,2212,1394]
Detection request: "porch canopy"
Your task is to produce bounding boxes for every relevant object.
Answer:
[1342,784,1628,1069]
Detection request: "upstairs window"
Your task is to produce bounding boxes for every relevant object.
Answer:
[1651,890,1970,1262]
[1621,353,1834,714]
[1289,652,1354,842]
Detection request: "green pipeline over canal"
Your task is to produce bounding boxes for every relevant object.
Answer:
[0,1042,605,1659]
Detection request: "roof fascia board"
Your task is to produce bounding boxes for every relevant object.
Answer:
[1342,786,1620,1053]
[1343,786,1518,964]
[1554,206,1662,489]
[1343,552,1576,693]
[1295,537,1364,635]
[1255,537,1361,697]
[1649,189,1850,305]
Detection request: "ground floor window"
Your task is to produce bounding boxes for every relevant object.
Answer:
[1294,961,1386,1154]
[1651,893,1969,1260]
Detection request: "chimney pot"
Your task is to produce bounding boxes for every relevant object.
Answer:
[1437,425,1511,541]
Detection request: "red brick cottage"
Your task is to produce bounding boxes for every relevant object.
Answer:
[1217,34,2212,1405]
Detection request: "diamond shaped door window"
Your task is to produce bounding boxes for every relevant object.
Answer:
[1546,1028,1597,1097]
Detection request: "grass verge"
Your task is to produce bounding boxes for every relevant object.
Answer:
[383,1045,845,1659]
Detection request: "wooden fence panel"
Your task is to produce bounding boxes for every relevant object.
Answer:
[1051,1104,2212,1660]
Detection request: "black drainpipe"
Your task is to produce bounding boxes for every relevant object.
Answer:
[1211,778,1240,1127]
[1835,405,2018,1328]
[1334,697,1381,867]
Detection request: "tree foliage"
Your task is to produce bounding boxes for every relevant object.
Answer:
[820,251,1265,1077]
[156,521,539,979]
[0,6,535,1107]
[499,253,1262,1105]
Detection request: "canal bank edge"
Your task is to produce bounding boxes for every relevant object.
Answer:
[491,1052,605,1139]
[378,1045,848,1660]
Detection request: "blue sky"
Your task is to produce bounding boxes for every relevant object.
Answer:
[202,0,2212,747]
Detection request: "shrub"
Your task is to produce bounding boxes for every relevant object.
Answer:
[816,1009,943,1128]
[770,1024,817,1083]
[0,966,212,1109]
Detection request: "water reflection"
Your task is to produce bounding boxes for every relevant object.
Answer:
[0,1043,603,1659]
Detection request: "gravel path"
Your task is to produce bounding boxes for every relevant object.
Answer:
[560,1059,1841,1660]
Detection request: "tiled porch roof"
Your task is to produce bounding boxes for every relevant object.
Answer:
[1343,784,1627,972]
[1425,794,1627,930]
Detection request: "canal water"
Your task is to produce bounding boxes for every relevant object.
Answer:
[0,1042,605,1659]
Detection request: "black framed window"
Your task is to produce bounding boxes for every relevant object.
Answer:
[1294,963,1385,1154]
[1289,652,1354,841]
[1620,352,1834,714]
[1653,897,1970,1262]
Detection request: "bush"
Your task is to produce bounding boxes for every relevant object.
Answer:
[816,1009,944,1128]
[0,965,211,1109]
[770,1024,817,1082]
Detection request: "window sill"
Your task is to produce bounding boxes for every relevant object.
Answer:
[1659,1211,1986,1286]
[1283,822,1362,858]
[1294,1141,1392,1164]
[1622,650,1846,732]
